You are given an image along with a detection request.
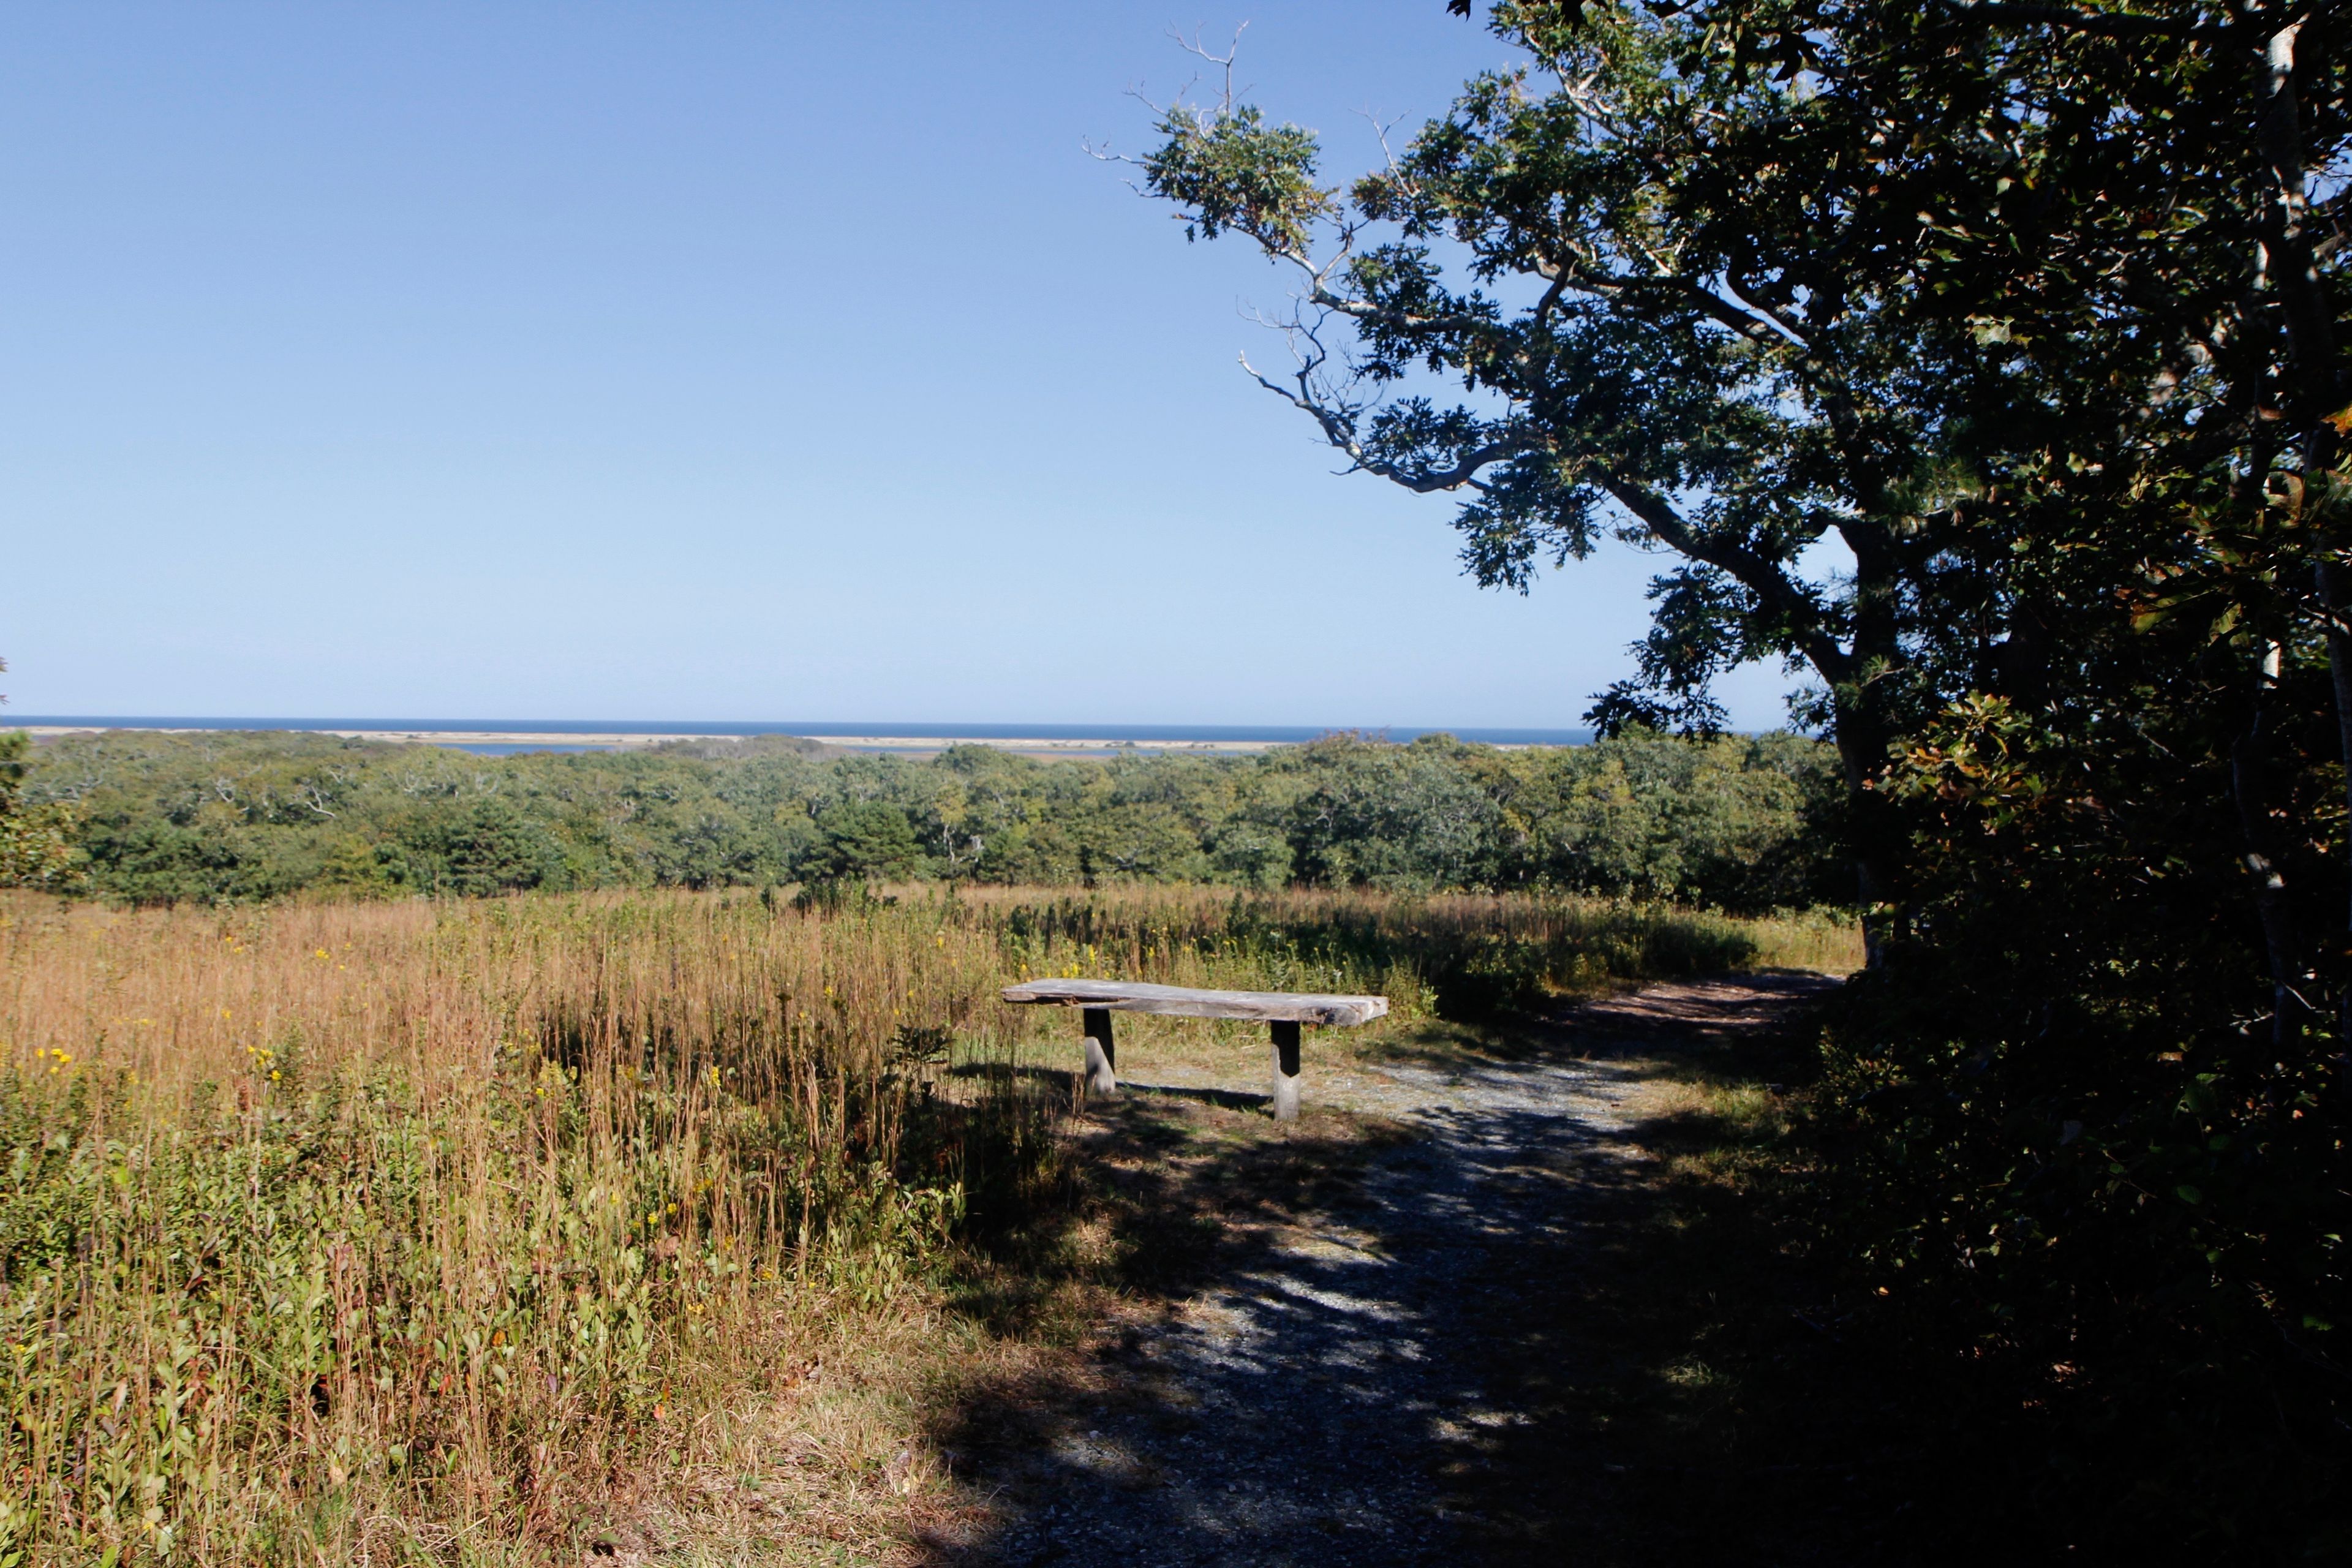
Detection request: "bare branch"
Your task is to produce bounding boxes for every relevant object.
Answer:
[1238,336,1529,493]
[1167,22,1247,111]
[1362,107,1410,181]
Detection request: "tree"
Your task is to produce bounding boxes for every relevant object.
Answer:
[1128,0,2352,967]
[1131,5,2352,1537]
[808,802,923,883]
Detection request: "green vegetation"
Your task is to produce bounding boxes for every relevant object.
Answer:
[1138,0,2352,1551]
[13,726,1842,912]
[0,733,75,890]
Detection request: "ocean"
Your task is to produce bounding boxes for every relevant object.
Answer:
[13,718,1595,758]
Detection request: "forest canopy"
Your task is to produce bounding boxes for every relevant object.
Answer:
[6,728,1843,911]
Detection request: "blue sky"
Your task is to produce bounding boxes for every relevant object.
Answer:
[3,1,1802,729]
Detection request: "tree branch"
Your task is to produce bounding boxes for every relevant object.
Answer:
[1239,345,1531,490]
[1594,470,1855,683]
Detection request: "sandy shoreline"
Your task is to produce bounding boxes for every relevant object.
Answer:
[17,725,1295,758]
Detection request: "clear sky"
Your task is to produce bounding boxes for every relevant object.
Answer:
[3,1,1803,729]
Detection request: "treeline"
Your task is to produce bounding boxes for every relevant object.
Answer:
[10,728,1844,910]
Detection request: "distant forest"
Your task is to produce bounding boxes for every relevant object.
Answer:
[14,728,1844,911]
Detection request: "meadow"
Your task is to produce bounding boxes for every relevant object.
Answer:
[0,883,1853,1564]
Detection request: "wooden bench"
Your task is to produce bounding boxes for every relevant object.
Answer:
[999,978,1389,1120]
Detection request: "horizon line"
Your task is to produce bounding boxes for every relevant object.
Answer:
[9,715,1600,742]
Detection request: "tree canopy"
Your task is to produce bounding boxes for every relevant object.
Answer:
[1137,1,2352,913]
[1133,1,2352,1547]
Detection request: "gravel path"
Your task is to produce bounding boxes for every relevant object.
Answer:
[951,974,1837,1567]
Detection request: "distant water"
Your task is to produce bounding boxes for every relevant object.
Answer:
[17,717,1596,749]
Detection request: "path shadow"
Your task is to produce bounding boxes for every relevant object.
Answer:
[1112,1080,1272,1114]
[920,1103,1627,1566]
[907,974,1877,1567]
[1545,970,1844,1055]
[949,1060,1275,1113]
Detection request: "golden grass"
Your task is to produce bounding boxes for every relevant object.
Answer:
[0,884,1855,1564]
[0,891,1035,1565]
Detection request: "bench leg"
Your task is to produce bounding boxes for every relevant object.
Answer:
[1269,1020,1301,1121]
[1082,1007,1118,1097]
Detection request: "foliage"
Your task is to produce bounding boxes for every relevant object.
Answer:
[1132,0,2350,891]
[20,728,1845,913]
[1810,684,2351,1553]
[1136,0,2155,875]
[1134,1,2352,1549]
[812,800,924,883]
[0,733,78,890]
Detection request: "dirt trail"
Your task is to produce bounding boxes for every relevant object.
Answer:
[931,974,1837,1567]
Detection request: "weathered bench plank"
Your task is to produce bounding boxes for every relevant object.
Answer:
[1000,978,1389,1027]
[1001,978,1388,1120]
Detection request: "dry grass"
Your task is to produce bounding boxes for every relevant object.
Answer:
[0,891,1036,1566]
[0,884,1855,1565]
[940,883,1860,1087]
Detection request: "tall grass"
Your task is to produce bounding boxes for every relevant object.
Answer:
[0,892,1042,1563]
[949,883,1861,1013]
[0,886,1853,1564]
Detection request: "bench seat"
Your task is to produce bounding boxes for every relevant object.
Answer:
[1000,977,1388,1027]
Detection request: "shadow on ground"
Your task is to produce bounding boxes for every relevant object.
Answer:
[908,974,1928,1568]
[951,1061,1291,1115]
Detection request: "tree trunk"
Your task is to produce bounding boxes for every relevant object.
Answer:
[1830,698,1897,968]
[2256,18,2350,1050]
[1830,532,1905,968]
[2316,562,2352,1052]
[2231,640,2303,1045]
